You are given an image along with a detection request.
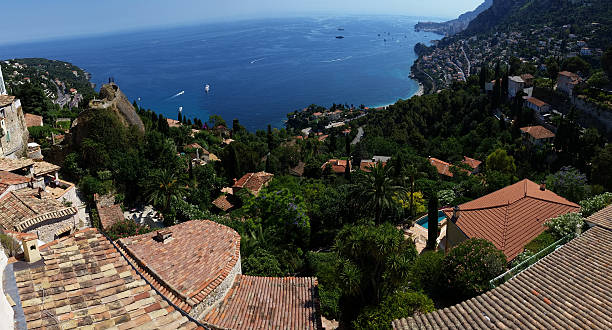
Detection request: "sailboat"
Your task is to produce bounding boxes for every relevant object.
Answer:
[204,84,210,93]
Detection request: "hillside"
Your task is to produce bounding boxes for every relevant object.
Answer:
[415,0,493,36]
[463,0,612,47]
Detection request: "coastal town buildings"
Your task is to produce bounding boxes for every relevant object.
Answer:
[524,96,551,114]
[443,179,579,261]
[322,159,351,175]
[557,71,582,97]
[520,125,556,147]
[232,171,274,196]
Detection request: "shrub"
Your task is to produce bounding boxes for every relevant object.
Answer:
[579,192,612,217]
[437,189,456,207]
[242,247,283,276]
[545,212,584,238]
[442,239,506,302]
[0,233,21,257]
[307,252,342,320]
[546,166,587,203]
[353,291,434,330]
[523,230,557,253]
[410,251,444,298]
[105,219,155,240]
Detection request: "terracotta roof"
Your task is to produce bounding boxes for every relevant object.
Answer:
[233,172,274,196]
[24,113,43,127]
[525,97,548,108]
[520,73,534,80]
[0,170,31,186]
[98,203,125,229]
[117,220,241,314]
[212,195,234,212]
[461,156,482,170]
[585,204,612,230]
[0,95,15,107]
[13,228,200,329]
[0,188,78,232]
[0,157,34,172]
[359,160,387,172]
[444,179,580,260]
[428,157,454,177]
[520,125,555,139]
[32,160,60,176]
[392,226,612,329]
[322,159,351,174]
[203,275,322,329]
[184,143,204,151]
[558,71,579,78]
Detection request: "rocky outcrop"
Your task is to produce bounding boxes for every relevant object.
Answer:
[90,83,144,132]
[415,0,493,36]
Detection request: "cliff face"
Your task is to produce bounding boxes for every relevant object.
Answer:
[463,0,527,36]
[92,83,145,132]
[415,0,493,36]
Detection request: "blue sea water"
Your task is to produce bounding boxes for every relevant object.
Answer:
[0,16,433,131]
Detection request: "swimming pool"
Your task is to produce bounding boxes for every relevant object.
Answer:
[417,211,447,229]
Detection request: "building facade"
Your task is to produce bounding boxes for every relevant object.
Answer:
[0,68,29,159]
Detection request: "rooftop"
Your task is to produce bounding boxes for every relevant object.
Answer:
[203,275,322,330]
[524,97,549,108]
[98,203,125,229]
[233,171,274,195]
[0,188,78,232]
[117,221,241,313]
[0,157,34,172]
[322,159,351,174]
[392,211,612,329]
[0,95,15,107]
[520,125,555,140]
[444,179,579,260]
[428,157,454,177]
[12,228,200,329]
[24,113,43,127]
[212,195,234,212]
[32,160,61,177]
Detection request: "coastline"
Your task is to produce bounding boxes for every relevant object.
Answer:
[368,82,424,110]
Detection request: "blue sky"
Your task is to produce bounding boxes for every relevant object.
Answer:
[2,0,483,45]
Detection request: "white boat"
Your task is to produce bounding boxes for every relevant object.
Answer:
[205,84,210,93]
[178,106,183,113]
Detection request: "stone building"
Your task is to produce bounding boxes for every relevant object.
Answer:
[0,188,79,242]
[0,67,28,159]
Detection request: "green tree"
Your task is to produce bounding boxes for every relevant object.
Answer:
[486,149,516,175]
[142,168,187,223]
[591,144,612,191]
[427,191,439,250]
[354,162,404,224]
[442,239,506,303]
[353,291,434,330]
[410,251,444,298]
[546,166,587,203]
[242,247,284,276]
[600,46,612,78]
[335,223,417,323]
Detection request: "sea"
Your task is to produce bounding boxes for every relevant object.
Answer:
[0,16,435,131]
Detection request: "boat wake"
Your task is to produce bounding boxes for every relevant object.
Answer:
[250,58,266,64]
[321,56,352,63]
[168,91,185,99]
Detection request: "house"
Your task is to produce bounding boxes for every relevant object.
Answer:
[0,170,31,198]
[524,96,551,114]
[0,94,29,159]
[360,156,391,172]
[0,187,79,242]
[0,157,35,179]
[461,156,482,174]
[322,159,351,174]
[232,171,274,196]
[24,113,43,127]
[166,118,181,128]
[6,228,201,329]
[428,157,455,177]
[520,125,555,146]
[580,47,592,56]
[116,221,322,328]
[289,161,306,177]
[393,206,612,329]
[557,71,582,97]
[184,142,216,164]
[444,179,579,261]
[507,76,525,98]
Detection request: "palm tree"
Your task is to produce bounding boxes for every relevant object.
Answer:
[143,168,187,218]
[355,162,404,224]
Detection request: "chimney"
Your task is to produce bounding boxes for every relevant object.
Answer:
[452,206,460,220]
[540,183,546,191]
[22,237,41,263]
[37,187,44,199]
[155,230,173,244]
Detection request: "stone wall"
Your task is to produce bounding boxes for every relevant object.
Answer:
[25,214,77,243]
[572,97,612,139]
[0,100,28,159]
[192,256,242,320]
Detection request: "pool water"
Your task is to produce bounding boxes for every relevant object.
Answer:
[417,211,447,229]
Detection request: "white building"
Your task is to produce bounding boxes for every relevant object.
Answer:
[508,76,525,98]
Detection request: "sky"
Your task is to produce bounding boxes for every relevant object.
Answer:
[1,0,483,45]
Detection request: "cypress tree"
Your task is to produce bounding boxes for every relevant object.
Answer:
[427,191,439,250]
